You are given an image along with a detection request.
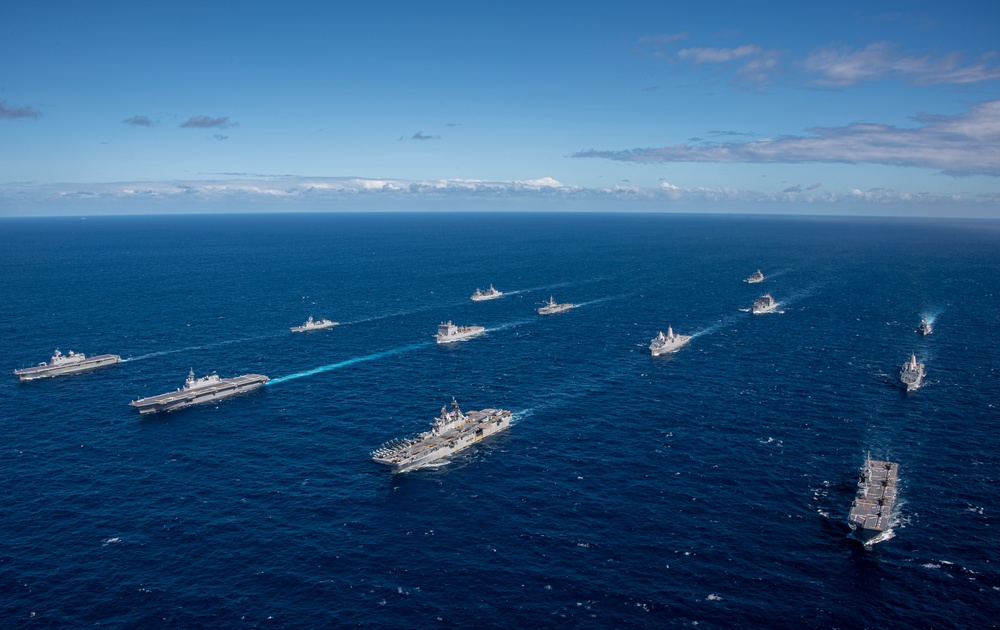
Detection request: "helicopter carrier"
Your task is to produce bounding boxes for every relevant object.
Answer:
[14,349,121,381]
[371,399,512,473]
[650,327,691,355]
[130,369,268,414]
[848,455,899,544]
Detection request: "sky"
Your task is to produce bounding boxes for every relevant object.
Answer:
[2,0,999,217]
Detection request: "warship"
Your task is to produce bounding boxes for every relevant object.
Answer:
[130,369,268,414]
[900,353,925,391]
[649,327,691,356]
[14,348,121,381]
[371,398,512,473]
[919,317,933,336]
[745,269,765,284]
[751,294,779,315]
[848,455,899,544]
[435,321,485,344]
[471,284,503,301]
[538,296,574,315]
[290,316,338,333]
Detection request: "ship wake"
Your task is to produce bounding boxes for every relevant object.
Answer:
[267,341,433,385]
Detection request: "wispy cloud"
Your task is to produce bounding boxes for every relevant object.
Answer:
[0,99,41,119]
[123,115,157,127]
[572,100,1000,177]
[401,131,441,141]
[180,115,233,129]
[803,43,1000,86]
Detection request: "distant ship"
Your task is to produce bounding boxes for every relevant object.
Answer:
[371,398,512,473]
[290,316,338,333]
[751,294,779,315]
[919,318,933,336]
[471,284,503,301]
[129,369,268,414]
[14,348,120,382]
[848,455,899,544]
[899,353,925,391]
[538,296,574,315]
[436,321,486,344]
[650,327,691,356]
[745,269,765,284]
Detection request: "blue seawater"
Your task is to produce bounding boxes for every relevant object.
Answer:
[1,213,998,628]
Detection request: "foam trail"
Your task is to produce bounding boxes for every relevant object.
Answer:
[121,333,282,363]
[505,275,609,297]
[266,341,432,385]
[572,293,630,309]
[485,318,535,333]
[690,313,745,338]
[921,308,945,325]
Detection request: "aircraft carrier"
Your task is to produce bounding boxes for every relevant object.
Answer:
[14,349,120,381]
[848,455,899,544]
[130,369,268,414]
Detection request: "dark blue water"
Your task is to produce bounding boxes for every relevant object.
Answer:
[1,213,998,628]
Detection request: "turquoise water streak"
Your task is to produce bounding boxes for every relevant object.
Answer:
[266,341,433,385]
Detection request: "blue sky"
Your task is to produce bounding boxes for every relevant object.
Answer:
[2,0,999,216]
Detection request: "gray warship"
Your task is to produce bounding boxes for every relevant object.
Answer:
[848,455,899,544]
[919,317,933,335]
[751,294,779,315]
[371,399,512,473]
[290,316,338,333]
[130,369,268,414]
[538,296,574,315]
[435,321,486,344]
[900,353,925,391]
[745,269,765,284]
[14,349,121,382]
[471,284,503,301]
[649,326,691,356]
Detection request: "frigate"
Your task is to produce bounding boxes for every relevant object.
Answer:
[14,349,121,381]
[751,294,779,315]
[471,284,503,301]
[130,369,268,414]
[745,269,765,284]
[649,327,691,356]
[900,353,925,391]
[435,321,486,344]
[848,455,899,544]
[371,399,512,473]
[919,317,933,336]
[290,316,339,332]
[538,296,574,315]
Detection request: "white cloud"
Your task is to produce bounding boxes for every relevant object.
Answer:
[803,43,1000,86]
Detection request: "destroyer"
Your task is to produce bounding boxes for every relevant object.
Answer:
[14,348,120,381]
[371,399,512,473]
[745,269,765,284]
[471,284,503,301]
[436,321,485,344]
[900,353,925,391]
[538,296,574,315]
[919,317,933,336]
[848,455,899,544]
[650,327,691,356]
[751,294,779,315]
[290,316,338,333]
[130,369,268,414]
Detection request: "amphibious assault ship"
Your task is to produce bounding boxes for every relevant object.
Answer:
[471,285,503,301]
[900,353,925,391]
[290,316,338,333]
[130,369,268,414]
[371,399,512,473]
[650,327,691,356]
[538,296,574,315]
[745,269,765,284]
[14,349,121,381]
[848,455,899,544]
[751,294,779,315]
[435,321,486,344]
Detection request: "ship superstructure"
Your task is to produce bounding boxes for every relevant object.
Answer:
[14,349,121,381]
[745,269,765,284]
[649,327,691,356]
[371,399,512,473]
[919,318,933,336]
[471,285,503,301]
[900,353,925,391]
[130,369,268,414]
[848,455,899,544]
[751,294,779,315]
[435,321,486,344]
[290,316,338,333]
[538,296,574,315]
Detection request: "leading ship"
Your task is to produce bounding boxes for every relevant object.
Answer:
[900,353,925,391]
[290,316,338,333]
[130,369,268,414]
[471,284,503,301]
[538,296,574,315]
[848,455,899,544]
[14,349,121,381]
[745,269,765,284]
[650,327,691,356]
[919,317,933,336]
[435,321,486,344]
[371,399,512,473]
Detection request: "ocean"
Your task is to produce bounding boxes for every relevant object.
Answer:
[1,213,997,627]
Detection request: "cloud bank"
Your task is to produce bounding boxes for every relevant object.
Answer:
[0,99,41,119]
[123,115,157,127]
[180,115,233,129]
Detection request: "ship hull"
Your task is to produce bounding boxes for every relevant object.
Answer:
[471,294,503,302]
[130,375,268,414]
[290,322,338,333]
[436,327,486,344]
[15,354,121,381]
[373,409,511,473]
[538,305,573,315]
[650,337,691,356]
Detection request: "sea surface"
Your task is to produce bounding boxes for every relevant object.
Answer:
[1,213,998,628]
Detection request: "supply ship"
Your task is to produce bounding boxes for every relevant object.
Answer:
[848,455,899,544]
[290,316,338,333]
[14,349,121,381]
[751,294,779,315]
[745,269,765,284]
[371,399,512,473]
[435,321,486,344]
[471,285,503,301]
[900,353,925,391]
[649,327,691,356]
[538,296,574,315]
[130,369,268,414]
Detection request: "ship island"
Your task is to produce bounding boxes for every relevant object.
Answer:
[435,321,485,344]
[751,294,779,315]
[538,296,574,315]
[14,348,121,381]
[471,284,503,301]
[900,353,925,391]
[371,398,512,473]
[290,316,338,333]
[649,327,691,356]
[130,369,269,414]
[745,269,765,284]
[848,455,899,544]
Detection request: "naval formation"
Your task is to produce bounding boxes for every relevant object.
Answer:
[14,268,932,543]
